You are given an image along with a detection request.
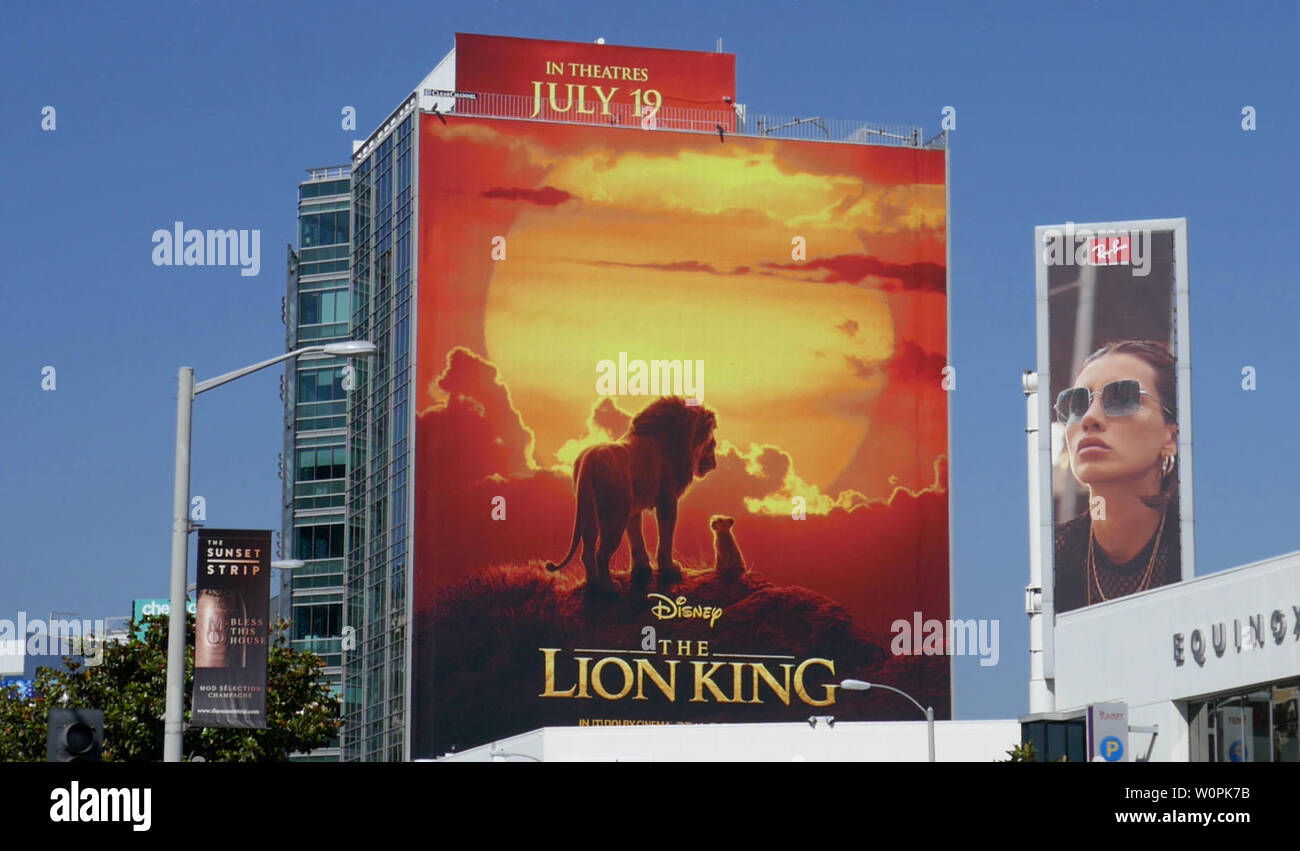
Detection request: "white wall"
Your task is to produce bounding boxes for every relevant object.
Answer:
[416,47,456,113]
[0,643,22,676]
[436,720,1022,762]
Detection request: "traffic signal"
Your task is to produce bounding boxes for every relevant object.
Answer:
[46,709,104,762]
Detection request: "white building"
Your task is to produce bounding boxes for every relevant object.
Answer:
[437,719,1021,762]
[1027,549,1300,762]
[438,550,1300,762]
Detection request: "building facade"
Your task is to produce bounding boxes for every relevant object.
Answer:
[335,32,954,761]
[323,34,1298,763]
[1027,549,1300,762]
[343,105,416,762]
[282,166,353,761]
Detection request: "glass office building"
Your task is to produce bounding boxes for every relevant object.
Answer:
[282,166,352,761]
[342,100,416,762]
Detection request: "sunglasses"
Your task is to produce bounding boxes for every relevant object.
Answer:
[1055,379,1175,424]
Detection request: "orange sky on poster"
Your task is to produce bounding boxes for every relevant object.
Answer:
[416,114,947,502]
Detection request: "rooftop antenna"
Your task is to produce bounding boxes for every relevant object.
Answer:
[716,38,723,52]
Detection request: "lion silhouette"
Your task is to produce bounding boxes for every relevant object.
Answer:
[547,397,718,591]
[710,515,746,580]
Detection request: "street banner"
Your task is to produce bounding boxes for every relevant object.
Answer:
[192,529,271,729]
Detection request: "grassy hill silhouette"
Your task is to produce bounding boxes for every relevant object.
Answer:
[412,557,948,755]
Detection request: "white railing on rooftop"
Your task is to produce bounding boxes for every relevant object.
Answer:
[305,166,352,180]
[425,90,934,149]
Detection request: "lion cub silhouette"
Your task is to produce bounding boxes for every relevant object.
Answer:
[710,515,746,580]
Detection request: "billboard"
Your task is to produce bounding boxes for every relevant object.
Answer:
[1036,220,1192,615]
[412,113,949,756]
[452,33,737,131]
[192,529,271,729]
[131,597,195,639]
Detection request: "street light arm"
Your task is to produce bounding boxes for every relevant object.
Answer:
[839,678,935,762]
[194,346,326,395]
[488,749,543,763]
[864,682,928,717]
[164,339,374,762]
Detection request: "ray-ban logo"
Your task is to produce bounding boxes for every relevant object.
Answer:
[1090,236,1130,265]
[1042,222,1151,277]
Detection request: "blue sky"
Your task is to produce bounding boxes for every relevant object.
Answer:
[1,0,1296,720]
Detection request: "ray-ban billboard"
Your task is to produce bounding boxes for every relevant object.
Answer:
[1035,219,1193,620]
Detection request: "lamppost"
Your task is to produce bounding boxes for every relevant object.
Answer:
[270,559,304,648]
[163,342,376,763]
[839,679,936,762]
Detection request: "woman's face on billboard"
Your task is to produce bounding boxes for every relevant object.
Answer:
[1066,353,1176,488]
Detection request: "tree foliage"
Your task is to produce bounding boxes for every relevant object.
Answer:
[1001,740,1038,762]
[0,614,339,762]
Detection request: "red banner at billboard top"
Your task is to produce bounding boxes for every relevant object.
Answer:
[455,32,736,113]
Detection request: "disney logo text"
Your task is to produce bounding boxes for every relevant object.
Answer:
[647,594,724,628]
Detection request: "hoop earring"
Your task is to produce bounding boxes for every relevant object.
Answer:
[1161,454,1175,476]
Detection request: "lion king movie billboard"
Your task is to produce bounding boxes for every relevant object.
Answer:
[453,32,737,130]
[412,112,949,756]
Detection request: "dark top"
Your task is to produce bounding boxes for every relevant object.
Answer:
[1055,502,1180,613]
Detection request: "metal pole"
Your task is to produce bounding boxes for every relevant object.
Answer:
[163,367,194,763]
[926,706,935,762]
[158,345,372,762]
[1024,371,1052,714]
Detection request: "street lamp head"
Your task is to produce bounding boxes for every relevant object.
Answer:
[271,560,305,570]
[839,679,872,691]
[322,341,378,357]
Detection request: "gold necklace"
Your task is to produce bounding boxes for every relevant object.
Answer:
[1087,510,1166,605]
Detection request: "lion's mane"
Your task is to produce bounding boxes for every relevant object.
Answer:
[627,396,717,492]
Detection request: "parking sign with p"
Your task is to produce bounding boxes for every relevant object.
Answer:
[1088,702,1129,762]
